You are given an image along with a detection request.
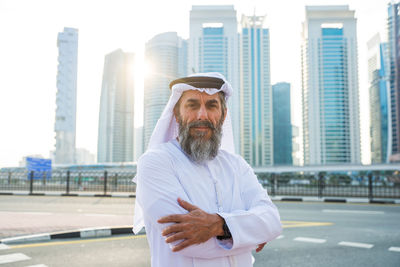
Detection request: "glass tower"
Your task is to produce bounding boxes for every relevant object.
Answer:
[97,49,135,163]
[388,2,400,159]
[301,6,361,164]
[54,27,78,164]
[273,82,293,165]
[240,15,272,166]
[368,33,391,163]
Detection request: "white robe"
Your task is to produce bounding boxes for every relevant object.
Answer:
[135,140,282,267]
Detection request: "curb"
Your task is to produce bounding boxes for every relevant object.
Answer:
[0,226,136,245]
[0,192,136,198]
[270,196,400,204]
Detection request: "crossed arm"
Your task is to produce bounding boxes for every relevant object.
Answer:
[158,197,267,253]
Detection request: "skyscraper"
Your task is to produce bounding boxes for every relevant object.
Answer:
[301,6,361,165]
[54,27,78,164]
[143,32,187,150]
[189,5,240,153]
[388,2,400,160]
[272,82,292,165]
[97,49,134,163]
[368,33,391,163]
[240,14,272,166]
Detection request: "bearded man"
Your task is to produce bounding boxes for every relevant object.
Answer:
[133,73,282,267]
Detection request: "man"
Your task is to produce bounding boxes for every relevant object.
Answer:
[133,73,282,267]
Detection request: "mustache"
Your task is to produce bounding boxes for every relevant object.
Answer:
[187,120,216,130]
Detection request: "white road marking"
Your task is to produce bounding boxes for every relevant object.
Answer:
[294,237,326,244]
[276,235,284,240]
[338,241,374,249]
[0,253,31,264]
[322,209,384,215]
[0,244,10,250]
[25,265,48,267]
[83,213,116,217]
[389,247,400,252]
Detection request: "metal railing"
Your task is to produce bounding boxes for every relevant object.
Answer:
[0,170,399,199]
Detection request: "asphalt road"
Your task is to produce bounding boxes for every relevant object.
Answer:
[0,197,399,266]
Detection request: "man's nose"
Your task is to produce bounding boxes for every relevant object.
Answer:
[197,105,208,120]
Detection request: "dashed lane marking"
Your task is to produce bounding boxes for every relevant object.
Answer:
[276,235,284,239]
[0,244,10,250]
[282,221,333,228]
[338,241,374,249]
[0,253,31,264]
[294,237,327,244]
[389,247,400,252]
[322,209,384,215]
[25,265,48,267]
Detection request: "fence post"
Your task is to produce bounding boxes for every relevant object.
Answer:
[318,172,324,198]
[66,170,70,195]
[368,172,373,200]
[104,171,108,195]
[42,171,46,186]
[113,174,118,190]
[8,172,11,185]
[271,173,275,196]
[29,171,34,195]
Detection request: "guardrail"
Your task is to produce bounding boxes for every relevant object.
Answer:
[0,170,399,199]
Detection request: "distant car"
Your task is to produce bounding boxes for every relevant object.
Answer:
[288,179,310,185]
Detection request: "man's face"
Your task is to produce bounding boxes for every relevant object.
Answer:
[175,90,226,139]
[174,90,227,163]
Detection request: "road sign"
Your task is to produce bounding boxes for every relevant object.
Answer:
[26,157,52,180]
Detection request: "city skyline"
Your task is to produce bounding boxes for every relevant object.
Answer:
[0,0,388,167]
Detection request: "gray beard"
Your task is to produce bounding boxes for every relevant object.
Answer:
[178,119,223,164]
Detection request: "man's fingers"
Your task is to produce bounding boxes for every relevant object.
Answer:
[162,223,188,236]
[158,214,184,224]
[178,198,198,212]
[165,232,187,244]
[172,239,193,252]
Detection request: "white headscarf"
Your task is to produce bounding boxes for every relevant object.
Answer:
[133,72,235,234]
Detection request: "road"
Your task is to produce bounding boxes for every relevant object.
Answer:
[0,196,399,266]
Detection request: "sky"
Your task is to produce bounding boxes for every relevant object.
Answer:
[0,0,389,167]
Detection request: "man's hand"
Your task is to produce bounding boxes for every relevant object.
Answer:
[255,242,267,253]
[157,198,224,252]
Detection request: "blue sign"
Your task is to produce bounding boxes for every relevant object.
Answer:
[26,157,52,180]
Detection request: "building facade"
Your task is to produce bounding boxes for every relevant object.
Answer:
[388,2,400,160]
[97,49,134,163]
[368,33,391,163]
[143,32,187,150]
[272,82,292,165]
[54,27,78,164]
[301,6,361,164]
[240,15,273,166]
[189,5,240,153]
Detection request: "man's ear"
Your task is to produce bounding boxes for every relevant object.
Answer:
[173,105,179,123]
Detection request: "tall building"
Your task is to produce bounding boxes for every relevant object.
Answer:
[143,32,187,150]
[388,2,400,159]
[54,27,78,164]
[75,148,95,165]
[240,14,272,166]
[97,49,134,163]
[301,6,361,165]
[272,82,292,165]
[368,33,391,163]
[189,5,240,153]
